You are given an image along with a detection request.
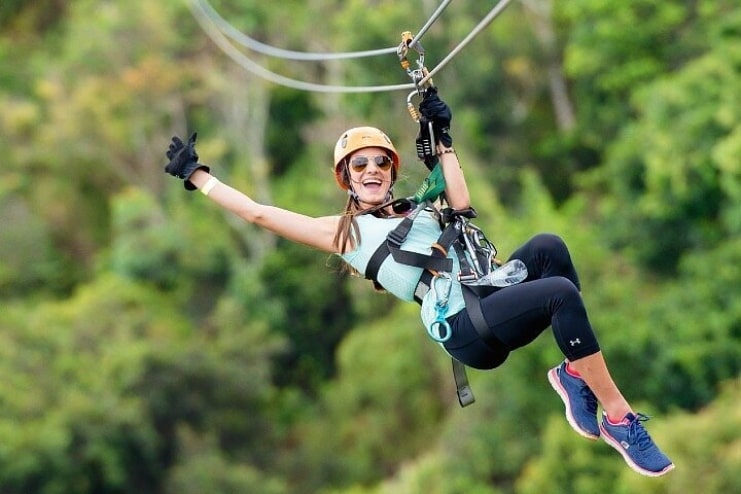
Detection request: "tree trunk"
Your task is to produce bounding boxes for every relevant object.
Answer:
[219,63,276,261]
[522,0,576,132]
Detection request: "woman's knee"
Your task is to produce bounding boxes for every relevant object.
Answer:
[530,233,569,257]
[546,275,581,299]
[529,234,579,286]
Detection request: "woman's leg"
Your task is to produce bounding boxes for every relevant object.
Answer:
[457,233,633,421]
[505,234,674,476]
[568,352,631,421]
[479,276,598,359]
[509,233,580,288]
[445,234,586,370]
[509,234,631,418]
[445,275,592,370]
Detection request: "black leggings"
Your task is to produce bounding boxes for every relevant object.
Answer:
[444,233,601,370]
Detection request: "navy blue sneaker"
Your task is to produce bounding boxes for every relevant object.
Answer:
[600,412,675,477]
[547,361,600,440]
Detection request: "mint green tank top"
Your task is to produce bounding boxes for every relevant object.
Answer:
[339,209,466,328]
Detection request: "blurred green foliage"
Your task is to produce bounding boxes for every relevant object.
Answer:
[0,0,738,493]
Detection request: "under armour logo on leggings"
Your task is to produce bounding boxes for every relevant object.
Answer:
[570,338,581,347]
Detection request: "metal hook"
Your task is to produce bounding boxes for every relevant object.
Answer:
[427,273,453,342]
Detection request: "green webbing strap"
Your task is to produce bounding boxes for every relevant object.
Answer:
[412,163,446,203]
[452,358,475,407]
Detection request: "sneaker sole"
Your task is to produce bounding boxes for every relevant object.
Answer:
[599,423,676,477]
[547,367,600,441]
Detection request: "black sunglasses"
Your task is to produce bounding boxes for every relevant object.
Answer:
[349,155,393,173]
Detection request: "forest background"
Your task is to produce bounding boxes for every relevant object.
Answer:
[0,1,739,493]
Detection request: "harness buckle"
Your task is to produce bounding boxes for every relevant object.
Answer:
[457,270,478,283]
[387,226,408,247]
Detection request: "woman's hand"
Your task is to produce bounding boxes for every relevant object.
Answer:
[164,132,210,190]
[419,87,453,148]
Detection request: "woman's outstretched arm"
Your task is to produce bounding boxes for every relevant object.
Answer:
[188,169,341,254]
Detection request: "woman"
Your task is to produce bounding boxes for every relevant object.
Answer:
[163,90,674,477]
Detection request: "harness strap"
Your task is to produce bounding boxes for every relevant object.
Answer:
[414,269,434,304]
[411,219,462,303]
[452,358,475,407]
[366,203,453,289]
[390,246,453,273]
[364,206,420,284]
[461,284,492,342]
[365,240,390,285]
[452,241,498,344]
[366,240,453,290]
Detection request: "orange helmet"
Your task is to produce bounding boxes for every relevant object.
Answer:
[333,126,400,190]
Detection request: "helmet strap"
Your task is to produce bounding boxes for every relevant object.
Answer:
[385,187,394,202]
[347,188,360,202]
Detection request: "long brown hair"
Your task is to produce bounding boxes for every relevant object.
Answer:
[332,163,395,291]
[333,195,363,254]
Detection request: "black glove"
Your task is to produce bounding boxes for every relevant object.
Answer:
[164,132,210,190]
[418,87,453,148]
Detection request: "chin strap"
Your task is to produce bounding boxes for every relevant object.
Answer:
[347,188,360,202]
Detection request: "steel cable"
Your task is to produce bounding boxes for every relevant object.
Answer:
[188,0,515,93]
[188,0,414,93]
[193,0,452,61]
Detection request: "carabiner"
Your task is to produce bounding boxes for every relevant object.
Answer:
[431,272,452,306]
[427,273,453,342]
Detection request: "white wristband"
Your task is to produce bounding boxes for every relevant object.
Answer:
[201,176,220,196]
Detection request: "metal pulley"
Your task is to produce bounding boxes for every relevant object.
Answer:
[398,31,434,121]
[397,31,432,90]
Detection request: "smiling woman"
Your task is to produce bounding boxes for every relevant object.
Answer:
[346,149,395,208]
[163,88,675,478]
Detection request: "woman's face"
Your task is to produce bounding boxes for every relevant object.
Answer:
[347,146,394,207]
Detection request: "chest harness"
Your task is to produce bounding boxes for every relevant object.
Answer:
[362,196,503,408]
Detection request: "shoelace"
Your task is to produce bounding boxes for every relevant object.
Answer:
[626,413,654,450]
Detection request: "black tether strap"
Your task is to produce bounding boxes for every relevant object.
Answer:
[452,358,475,407]
[452,241,498,345]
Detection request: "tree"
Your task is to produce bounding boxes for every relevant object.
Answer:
[589,37,740,272]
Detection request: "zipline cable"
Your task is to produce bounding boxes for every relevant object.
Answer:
[194,0,392,60]
[188,0,515,93]
[193,0,453,61]
[418,0,515,86]
[188,0,414,93]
